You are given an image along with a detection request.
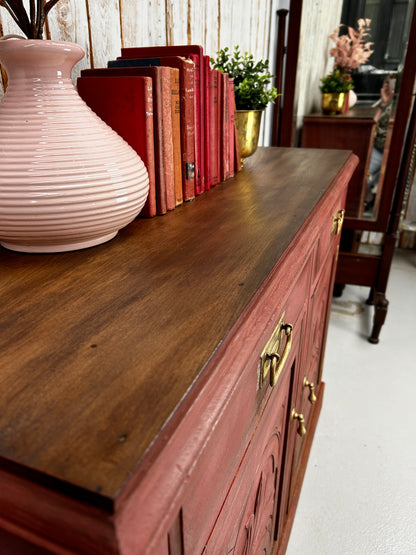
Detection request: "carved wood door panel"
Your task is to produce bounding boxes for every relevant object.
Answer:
[301,251,336,430]
[288,251,338,509]
[203,366,291,554]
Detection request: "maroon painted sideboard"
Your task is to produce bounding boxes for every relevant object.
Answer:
[0,147,357,554]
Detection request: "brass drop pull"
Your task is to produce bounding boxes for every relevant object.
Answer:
[303,376,317,404]
[269,323,293,387]
[260,313,293,388]
[332,208,345,235]
[291,409,306,437]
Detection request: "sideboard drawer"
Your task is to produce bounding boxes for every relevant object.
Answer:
[179,255,313,553]
[286,245,339,518]
[203,341,292,553]
[314,200,345,283]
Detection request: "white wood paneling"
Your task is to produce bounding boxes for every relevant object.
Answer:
[0,0,341,144]
[46,0,91,79]
[145,0,167,46]
[294,0,343,133]
[167,1,188,46]
[204,1,220,57]
[119,0,151,48]
[86,0,122,69]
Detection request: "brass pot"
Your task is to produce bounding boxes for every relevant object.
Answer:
[321,93,345,115]
[235,110,263,161]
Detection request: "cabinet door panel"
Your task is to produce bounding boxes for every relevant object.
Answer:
[203,362,291,554]
[307,251,337,396]
[274,305,308,539]
[290,249,338,504]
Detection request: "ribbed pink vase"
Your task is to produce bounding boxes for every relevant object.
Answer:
[0,38,149,253]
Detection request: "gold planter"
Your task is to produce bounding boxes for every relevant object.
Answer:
[321,93,345,115]
[235,110,263,161]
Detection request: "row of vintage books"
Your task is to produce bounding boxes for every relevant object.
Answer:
[77,45,241,218]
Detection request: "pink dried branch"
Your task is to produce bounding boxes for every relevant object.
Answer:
[329,18,374,73]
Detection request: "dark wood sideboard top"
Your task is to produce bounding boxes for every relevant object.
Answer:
[304,105,378,121]
[0,147,356,509]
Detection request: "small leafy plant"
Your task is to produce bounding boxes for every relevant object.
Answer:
[211,46,278,110]
[320,69,354,93]
[0,0,61,39]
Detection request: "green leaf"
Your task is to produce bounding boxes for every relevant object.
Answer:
[211,45,280,110]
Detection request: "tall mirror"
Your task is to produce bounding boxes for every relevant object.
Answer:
[340,0,415,222]
[284,0,416,342]
[335,0,416,342]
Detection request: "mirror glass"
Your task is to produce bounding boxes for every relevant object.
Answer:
[341,0,415,220]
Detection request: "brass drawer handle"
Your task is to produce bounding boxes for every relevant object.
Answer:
[291,409,306,437]
[270,324,292,386]
[260,314,293,388]
[332,208,345,235]
[303,376,317,404]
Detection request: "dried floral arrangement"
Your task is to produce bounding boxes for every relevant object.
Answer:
[329,18,374,73]
[0,0,61,39]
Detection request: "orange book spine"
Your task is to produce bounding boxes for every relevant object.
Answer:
[160,67,175,211]
[171,68,183,206]
[209,69,220,186]
[204,55,211,190]
[179,59,196,201]
[219,72,230,182]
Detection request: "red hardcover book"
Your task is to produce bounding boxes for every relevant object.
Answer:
[170,68,183,206]
[219,71,230,182]
[190,53,202,194]
[77,75,156,217]
[120,45,205,195]
[80,66,174,215]
[228,77,235,179]
[109,56,195,202]
[203,55,211,190]
[209,69,220,186]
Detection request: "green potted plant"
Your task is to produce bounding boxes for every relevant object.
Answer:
[211,46,279,159]
[319,69,354,114]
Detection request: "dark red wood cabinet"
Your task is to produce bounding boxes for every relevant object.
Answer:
[301,106,378,218]
[0,148,357,554]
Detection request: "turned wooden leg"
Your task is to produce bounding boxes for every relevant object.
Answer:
[369,291,389,344]
[366,286,375,305]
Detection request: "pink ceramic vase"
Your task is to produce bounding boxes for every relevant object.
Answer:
[0,38,149,253]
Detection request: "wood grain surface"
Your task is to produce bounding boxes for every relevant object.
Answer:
[0,147,355,506]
